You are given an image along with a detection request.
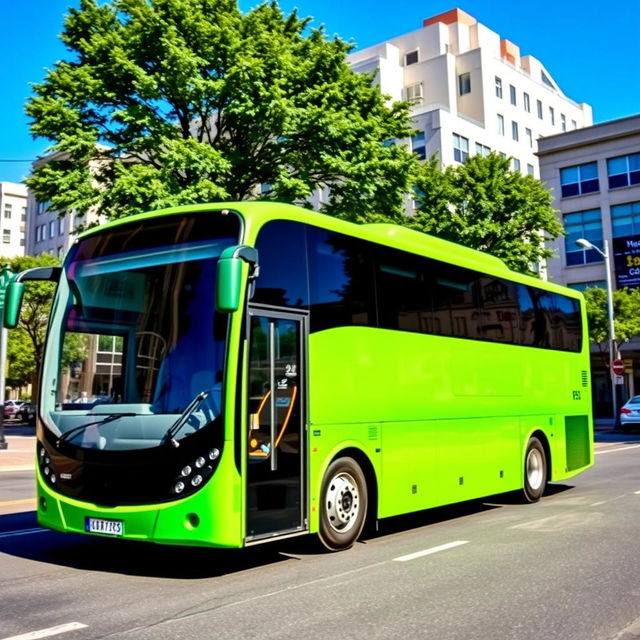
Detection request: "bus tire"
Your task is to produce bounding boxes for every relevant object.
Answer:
[523,436,547,503]
[319,457,368,551]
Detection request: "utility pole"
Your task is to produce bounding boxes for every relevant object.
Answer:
[0,264,14,450]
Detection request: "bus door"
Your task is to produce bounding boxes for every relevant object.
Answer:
[245,308,307,542]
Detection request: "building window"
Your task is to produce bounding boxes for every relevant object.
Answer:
[4,204,12,219]
[50,221,56,238]
[58,218,65,235]
[21,207,26,221]
[527,164,535,176]
[512,158,521,172]
[411,131,426,159]
[564,209,603,266]
[560,162,599,197]
[405,50,419,66]
[453,133,469,163]
[541,70,555,89]
[572,120,577,130]
[611,201,640,237]
[57,246,64,258]
[497,114,504,136]
[607,153,640,189]
[537,100,543,119]
[525,127,533,147]
[549,107,555,125]
[523,92,530,112]
[567,281,606,292]
[2,230,10,244]
[458,72,471,95]
[511,121,519,141]
[561,113,566,131]
[405,83,423,104]
[495,76,503,98]
[475,143,491,157]
[509,85,516,105]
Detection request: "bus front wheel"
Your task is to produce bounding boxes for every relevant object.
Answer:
[523,437,547,503]
[319,457,368,551]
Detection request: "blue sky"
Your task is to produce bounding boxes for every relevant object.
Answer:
[1,0,638,184]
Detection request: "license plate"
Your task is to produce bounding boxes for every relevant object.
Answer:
[85,517,124,536]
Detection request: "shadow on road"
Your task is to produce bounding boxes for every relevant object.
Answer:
[0,484,577,579]
[0,510,292,579]
[595,431,640,443]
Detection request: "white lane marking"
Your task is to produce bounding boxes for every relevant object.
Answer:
[590,494,627,507]
[634,491,640,495]
[393,540,469,562]
[1,622,88,640]
[0,527,46,539]
[595,444,640,455]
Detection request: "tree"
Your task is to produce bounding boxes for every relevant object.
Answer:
[2,255,61,401]
[410,153,564,275]
[26,0,417,224]
[583,286,640,367]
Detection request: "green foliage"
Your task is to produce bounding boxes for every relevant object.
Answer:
[583,287,640,360]
[27,0,417,223]
[5,328,35,389]
[410,153,564,275]
[2,254,60,393]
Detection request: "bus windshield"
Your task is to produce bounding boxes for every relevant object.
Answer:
[41,211,241,451]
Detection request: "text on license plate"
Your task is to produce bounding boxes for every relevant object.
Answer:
[85,517,123,536]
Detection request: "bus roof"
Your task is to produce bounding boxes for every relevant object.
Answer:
[77,201,578,298]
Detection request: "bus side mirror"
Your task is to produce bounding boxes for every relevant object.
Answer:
[2,266,61,329]
[3,281,25,329]
[216,246,259,314]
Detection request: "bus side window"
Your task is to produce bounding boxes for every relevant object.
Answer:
[432,263,480,339]
[375,247,433,333]
[553,295,582,352]
[253,221,309,309]
[476,276,519,344]
[308,228,376,332]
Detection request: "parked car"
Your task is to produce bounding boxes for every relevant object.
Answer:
[3,400,24,420]
[620,395,640,432]
[16,402,36,425]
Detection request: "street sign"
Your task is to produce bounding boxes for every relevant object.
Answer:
[615,375,624,385]
[612,359,625,376]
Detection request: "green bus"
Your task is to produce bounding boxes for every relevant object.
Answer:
[5,202,593,550]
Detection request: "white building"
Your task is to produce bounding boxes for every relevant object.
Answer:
[26,152,106,258]
[348,8,592,177]
[0,182,27,258]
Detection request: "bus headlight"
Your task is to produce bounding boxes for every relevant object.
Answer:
[37,443,58,489]
[170,447,221,497]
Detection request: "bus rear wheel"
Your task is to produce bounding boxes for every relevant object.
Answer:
[523,436,547,503]
[319,457,368,551]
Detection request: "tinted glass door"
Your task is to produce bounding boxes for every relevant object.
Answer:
[246,309,306,540]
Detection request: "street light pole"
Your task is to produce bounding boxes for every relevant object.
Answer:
[0,264,13,451]
[576,238,617,424]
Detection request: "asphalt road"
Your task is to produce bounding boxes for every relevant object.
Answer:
[1,433,640,640]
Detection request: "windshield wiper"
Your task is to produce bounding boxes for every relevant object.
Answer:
[56,412,137,447]
[163,391,209,448]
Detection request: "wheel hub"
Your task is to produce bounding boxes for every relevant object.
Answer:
[526,448,544,490]
[325,472,359,533]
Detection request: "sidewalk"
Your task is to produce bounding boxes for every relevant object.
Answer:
[0,426,36,472]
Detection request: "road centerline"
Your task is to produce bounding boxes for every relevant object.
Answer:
[0,622,88,640]
[393,540,469,562]
[0,527,46,539]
